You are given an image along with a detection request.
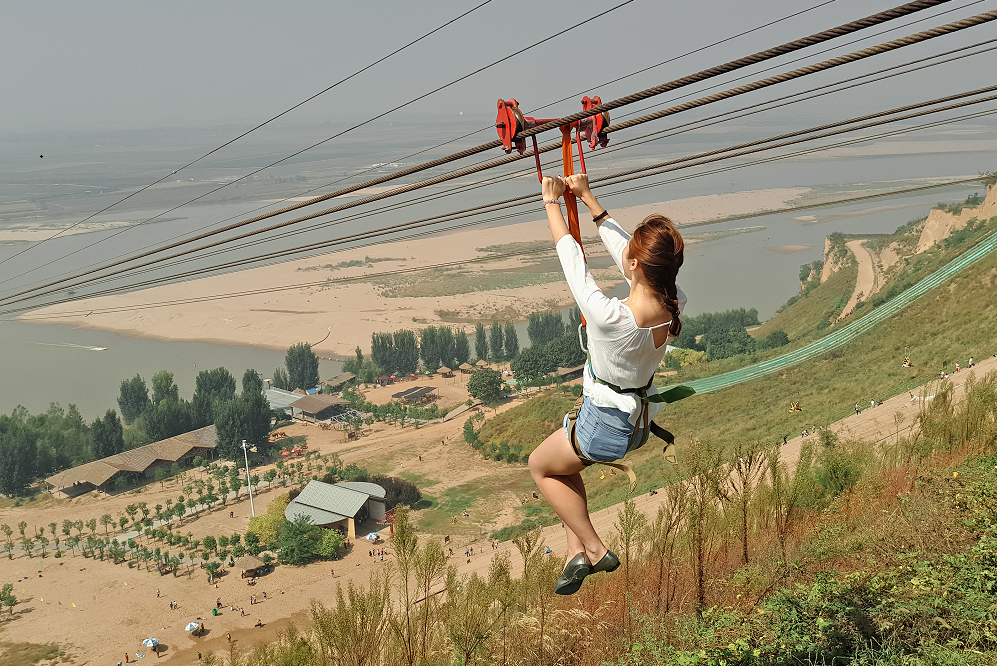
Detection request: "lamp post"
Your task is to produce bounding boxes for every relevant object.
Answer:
[242,440,256,517]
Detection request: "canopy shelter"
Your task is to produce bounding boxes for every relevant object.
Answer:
[555,365,585,381]
[475,359,489,367]
[404,386,438,402]
[458,362,473,374]
[237,554,267,578]
[288,394,349,422]
[391,386,423,400]
[437,366,453,376]
[322,372,355,390]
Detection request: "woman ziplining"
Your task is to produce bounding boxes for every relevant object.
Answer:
[528,172,687,595]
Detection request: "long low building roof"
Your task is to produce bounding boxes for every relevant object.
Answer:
[288,393,349,414]
[46,425,216,489]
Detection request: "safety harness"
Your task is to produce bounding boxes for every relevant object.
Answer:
[565,356,695,493]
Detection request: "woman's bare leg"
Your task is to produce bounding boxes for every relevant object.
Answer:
[529,429,608,566]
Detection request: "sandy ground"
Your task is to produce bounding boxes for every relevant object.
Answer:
[19,188,806,356]
[3,350,993,663]
[837,240,876,321]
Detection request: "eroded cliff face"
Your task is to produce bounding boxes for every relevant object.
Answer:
[820,236,850,283]
[916,185,997,253]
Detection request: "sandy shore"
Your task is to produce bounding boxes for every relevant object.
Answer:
[20,188,805,355]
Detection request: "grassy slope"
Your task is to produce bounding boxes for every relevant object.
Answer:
[476,391,576,453]
[478,211,997,522]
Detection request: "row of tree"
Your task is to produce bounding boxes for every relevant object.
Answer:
[361,309,581,380]
[671,306,789,361]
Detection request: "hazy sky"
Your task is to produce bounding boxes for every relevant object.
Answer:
[4,0,995,134]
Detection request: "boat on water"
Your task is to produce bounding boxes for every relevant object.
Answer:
[91,346,107,351]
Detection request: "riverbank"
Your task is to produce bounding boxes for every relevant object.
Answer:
[19,187,805,356]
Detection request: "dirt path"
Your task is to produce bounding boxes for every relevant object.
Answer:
[838,240,876,321]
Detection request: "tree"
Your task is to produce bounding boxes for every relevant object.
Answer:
[488,322,504,361]
[1,583,18,615]
[371,333,396,375]
[0,421,36,497]
[316,529,345,558]
[277,515,321,565]
[762,330,790,349]
[510,344,557,384]
[503,323,519,359]
[263,469,277,489]
[91,409,125,459]
[473,323,488,361]
[527,311,565,347]
[418,327,439,370]
[117,374,150,424]
[438,327,456,369]
[272,367,291,390]
[241,369,273,449]
[100,514,113,536]
[151,370,180,406]
[467,369,503,406]
[192,367,237,426]
[454,329,470,366]
[144,398,195,442]
[285,343,319,390]
[703,326,755,361]
[393,330,420,375]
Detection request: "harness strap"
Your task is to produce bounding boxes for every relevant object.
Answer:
[565,396,675,495]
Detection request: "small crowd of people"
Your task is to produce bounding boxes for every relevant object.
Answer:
[369,547,388,562]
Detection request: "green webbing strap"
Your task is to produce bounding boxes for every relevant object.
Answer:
[586,355,697,403]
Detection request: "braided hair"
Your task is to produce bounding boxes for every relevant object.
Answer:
[627,214,684,336]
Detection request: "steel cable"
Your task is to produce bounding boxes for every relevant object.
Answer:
[6,7,995,310]
[0,0,956,306]
[8,102,994,314]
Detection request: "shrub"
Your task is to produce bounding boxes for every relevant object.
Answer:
[370,475,421,509]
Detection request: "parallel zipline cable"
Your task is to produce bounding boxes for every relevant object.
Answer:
[10,100,995,315]
[0,0,958,305]
[5,4,994,309]
[0,0,637,283]
[36,81,997,297]
[2,0,851,286]
[0,0,500,266]
[17,16,993,304]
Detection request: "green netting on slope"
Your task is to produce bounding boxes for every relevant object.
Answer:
[671,229,997,395]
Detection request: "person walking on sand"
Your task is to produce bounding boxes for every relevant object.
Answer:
[528,174,686,596]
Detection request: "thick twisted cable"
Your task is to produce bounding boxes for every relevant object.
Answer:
[0,0,954,307]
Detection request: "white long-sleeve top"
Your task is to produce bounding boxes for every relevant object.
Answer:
[555,218,686,425]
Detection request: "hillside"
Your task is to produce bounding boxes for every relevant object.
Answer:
[482,186,997,528]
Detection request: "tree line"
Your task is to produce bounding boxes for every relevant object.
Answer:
[0,363,278,497]
[671,306,789,361]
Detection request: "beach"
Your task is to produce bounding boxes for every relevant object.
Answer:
[20,188,806,355]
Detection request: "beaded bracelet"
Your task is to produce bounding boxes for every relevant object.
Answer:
[543,199,561,206]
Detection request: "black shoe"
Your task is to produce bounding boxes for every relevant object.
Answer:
[590,550,620,574]
[554,553,590,595]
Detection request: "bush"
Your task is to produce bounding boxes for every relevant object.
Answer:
[370,475,421,509]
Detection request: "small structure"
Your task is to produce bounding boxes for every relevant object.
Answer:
[555,365,585,382]
[264,388,300,415]
[322,372,356,391]
[475,359,489,368]
[292,388,307,395]
[437,366,453,377]
[284,480,387,540]
[237,554,267,578]
[288,394,350,422]
[377,375,394,386]
[392,386,423,400]
[458,362,473,374]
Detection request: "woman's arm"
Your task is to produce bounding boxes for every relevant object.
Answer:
[542,176,571,244]
[564,174,607,229]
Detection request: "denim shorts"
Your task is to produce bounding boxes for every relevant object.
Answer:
[563,396,647,463]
